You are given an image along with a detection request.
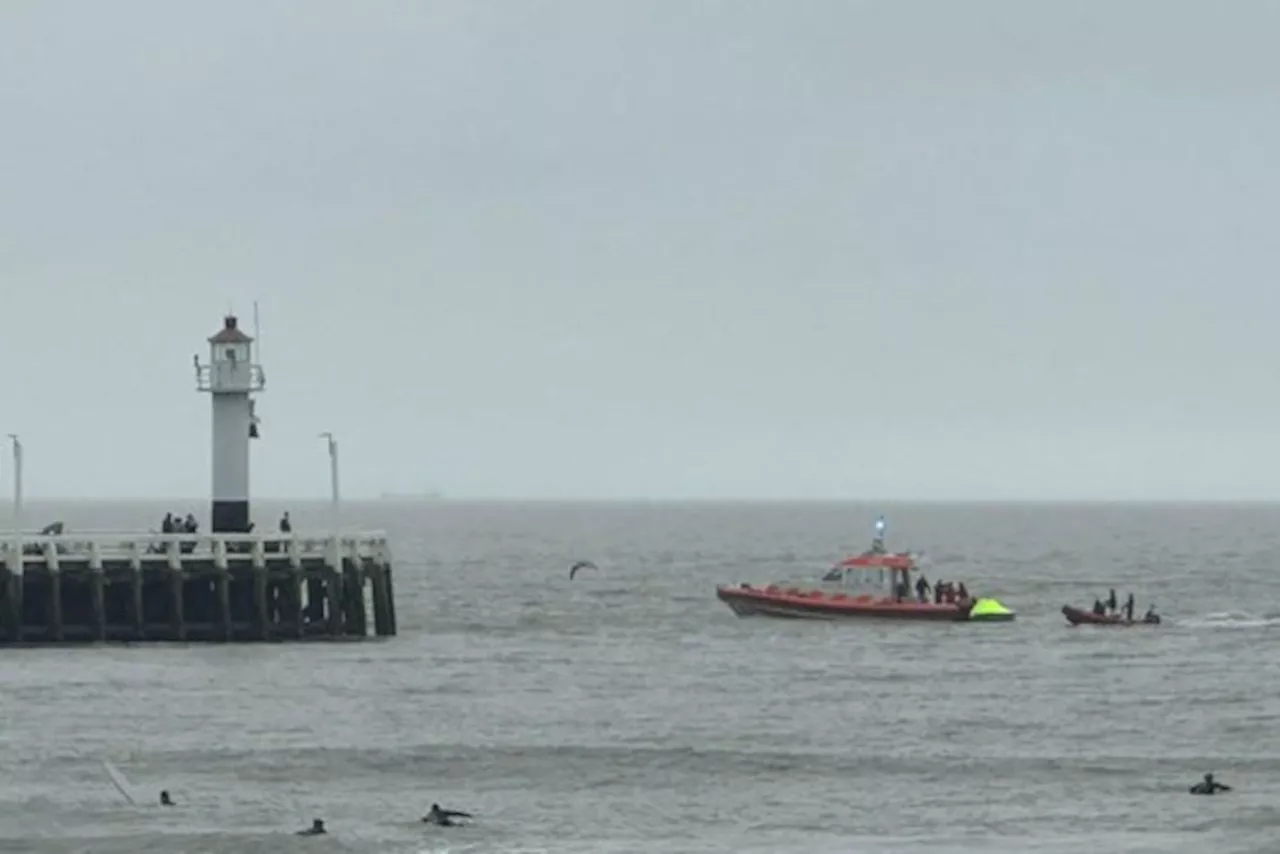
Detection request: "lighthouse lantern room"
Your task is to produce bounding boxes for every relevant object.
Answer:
[195,315,266,534]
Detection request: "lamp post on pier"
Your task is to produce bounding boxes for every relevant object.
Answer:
[319,432,340,514]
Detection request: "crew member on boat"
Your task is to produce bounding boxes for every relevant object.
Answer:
[914,575,931,602]
[1106,588,1117,614]
[1124,592,1135,622]
[1092,598,1106,616]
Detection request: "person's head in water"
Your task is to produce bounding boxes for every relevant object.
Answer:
[1204,773,1214,785]
[159,790,173,806]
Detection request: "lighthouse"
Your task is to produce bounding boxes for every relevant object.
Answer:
[195,315,265,533]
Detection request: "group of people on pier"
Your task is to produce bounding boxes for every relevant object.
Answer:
[150,512,201,554]
[159,512,200,535]
[154,511,292,538]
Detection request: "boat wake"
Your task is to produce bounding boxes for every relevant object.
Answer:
[1179,610,1280,630]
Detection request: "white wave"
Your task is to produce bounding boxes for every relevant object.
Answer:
[1178,611,1280,629]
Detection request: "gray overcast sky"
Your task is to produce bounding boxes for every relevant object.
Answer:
[3,0,1279,501]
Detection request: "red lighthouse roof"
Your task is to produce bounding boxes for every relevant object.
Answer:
[209,315,252,344]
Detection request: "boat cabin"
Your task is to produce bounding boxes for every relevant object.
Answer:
[825,551,916,599]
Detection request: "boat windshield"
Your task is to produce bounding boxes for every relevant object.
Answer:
[826,563,898,590]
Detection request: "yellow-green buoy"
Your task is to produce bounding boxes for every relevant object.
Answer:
[968,597,1015,622]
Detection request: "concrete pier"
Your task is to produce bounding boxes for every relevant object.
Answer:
[0,530,395,644]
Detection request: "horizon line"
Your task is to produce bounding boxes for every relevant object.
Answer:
[6,495,1280,505]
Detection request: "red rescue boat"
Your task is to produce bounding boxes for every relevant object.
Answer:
[715,582,975,621]
[716,518,1015,622]
[1062,605,1162,627]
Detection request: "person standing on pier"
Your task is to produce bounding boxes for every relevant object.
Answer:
[279,512,291,533]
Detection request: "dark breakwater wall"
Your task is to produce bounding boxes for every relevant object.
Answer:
[0,532,396,644]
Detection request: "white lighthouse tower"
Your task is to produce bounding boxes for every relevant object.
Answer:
[195,315,265,533]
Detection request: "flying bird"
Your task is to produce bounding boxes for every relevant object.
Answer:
[569,560,598,580]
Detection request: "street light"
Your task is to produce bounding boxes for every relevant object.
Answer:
[6,434,21,535]
[318,432,340,511]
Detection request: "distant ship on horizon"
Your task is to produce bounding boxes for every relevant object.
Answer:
[377,490,445,501]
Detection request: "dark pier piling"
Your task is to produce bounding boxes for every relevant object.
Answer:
[0,530,396,644]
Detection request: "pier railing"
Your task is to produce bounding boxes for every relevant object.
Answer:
[0,530,391,571]
[0,529,397,642]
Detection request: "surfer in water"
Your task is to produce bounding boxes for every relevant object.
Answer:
[296,818,327,835]
[423,803,473,826]
[159,790,174,806]
[1189,773,1232,795]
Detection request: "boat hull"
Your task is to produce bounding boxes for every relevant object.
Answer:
[716,585,1002,622]
[1062,605,1160,627]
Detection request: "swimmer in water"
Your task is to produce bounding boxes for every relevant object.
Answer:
[1189,773,1232,795]
[159,790,174,806]
[423,803,473,826]
[296,819,327,835]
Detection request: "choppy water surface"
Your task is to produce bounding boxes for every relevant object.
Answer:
[1,500,1279,854]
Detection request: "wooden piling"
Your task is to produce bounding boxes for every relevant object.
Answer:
[384,565,398,636]
[214,570,230,641]
[90,569,106,642]
[127,542,144,638]
[1,567,22,642]
[324,544,344,637]
[369,558,390,637]
[43,543,64,642]
[49,571,64,642]
[286,568,304,638]
[342,557,365,637]
[166,539,185,641]
[88,543,106,642]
